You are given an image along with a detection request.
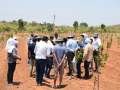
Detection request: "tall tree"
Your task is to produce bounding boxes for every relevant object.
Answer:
[18,19,25,31]
[47,23,54,32]
[73,21,78,32]
[101,24,106,32]
[80,22,88,27]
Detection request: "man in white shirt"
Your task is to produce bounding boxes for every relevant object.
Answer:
[93,33,101,72]
[34,36,48,85]
[45,36,54,78]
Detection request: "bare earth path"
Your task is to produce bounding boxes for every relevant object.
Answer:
[0,35,120,90]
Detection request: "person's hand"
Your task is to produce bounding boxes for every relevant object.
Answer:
[18,56,21,61]
[19,58,21,61]
[57,64,61,69]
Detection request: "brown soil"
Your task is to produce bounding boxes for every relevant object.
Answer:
[0,35,120,90]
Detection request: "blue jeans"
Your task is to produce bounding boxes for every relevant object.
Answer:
[36,59,46,84]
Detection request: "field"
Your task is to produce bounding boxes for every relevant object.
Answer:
[0,32,120,90]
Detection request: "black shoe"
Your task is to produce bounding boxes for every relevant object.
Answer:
[67,72,71,76]
[37,83,43,86]
[8,82,13,84]
[83,76,89,80]
[45,75,50,78]
[76,75,81,79]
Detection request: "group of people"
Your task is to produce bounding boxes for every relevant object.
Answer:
[5,32,101,89]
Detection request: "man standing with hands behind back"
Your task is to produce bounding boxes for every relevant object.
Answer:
[52,38,66,88]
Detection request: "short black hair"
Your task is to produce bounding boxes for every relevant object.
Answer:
[33,38,37,43]
[50,36,54,40]
[63,38,67,43]
[42,36,48,42]
[31,34,34,37]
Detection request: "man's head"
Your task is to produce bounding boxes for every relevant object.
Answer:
[55,37,63,44]
[63,38,67,43]
[50,36,54,41]
[67,35,75,39]
[80,33,88,39]
[33,38,37,43]
[42,36,48,42]
[31,33,34,37]
[13,36,18,40]
[54,32,58,39]
[93,33,99,38]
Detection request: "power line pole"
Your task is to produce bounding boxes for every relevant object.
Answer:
[53,15,56,32]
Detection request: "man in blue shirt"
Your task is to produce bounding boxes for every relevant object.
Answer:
[66,35,78,76]
[28,38,36,77]
[53,38,66,88]
[80,33,89,48]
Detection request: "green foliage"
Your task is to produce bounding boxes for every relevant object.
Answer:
[101,24,106,29]
[73,21,78,32]
[47,23,54,32]
[31,21,37,26]
[0,20,120,33]
[18,19,25,31]
[101,24,106,32]
[0,36,4,42]
[80,22,88,27]
[100,52,109,67]
[75,48,83,61]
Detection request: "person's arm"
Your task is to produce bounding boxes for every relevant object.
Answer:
[59,54,66,67]
[12,48,21,60]
[47,47,53,57]
[34,44,37,54]
[83,45,89,61]
[53,51,59,66]
[98,38,102,46]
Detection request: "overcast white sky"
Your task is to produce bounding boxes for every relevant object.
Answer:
[0,0,120,26]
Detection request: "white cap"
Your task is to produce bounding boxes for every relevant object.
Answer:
[81,33,88,37]
[13,36,18,40]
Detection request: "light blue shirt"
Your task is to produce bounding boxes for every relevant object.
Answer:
[53,44,66,63]
[66,39,78,52]
[82,37,90,48]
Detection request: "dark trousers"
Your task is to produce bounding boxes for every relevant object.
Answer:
[45,58,53,77]
[76,61,82,78]
[66,51,74,75]
[36,59,46,84]
[84,61,90,78]
[7,62,16,83]
[93,51,100,72]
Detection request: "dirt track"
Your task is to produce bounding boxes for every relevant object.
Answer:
[0,35,120,90]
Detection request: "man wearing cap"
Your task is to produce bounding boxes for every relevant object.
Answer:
[80,33,89,48]
[6,36,18,52]
[6,37,21,84]
[53,38,66,88]
[66,35,78,76]
[93,33,101,72]
[83,38,94,79]
[34,36,48,85]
